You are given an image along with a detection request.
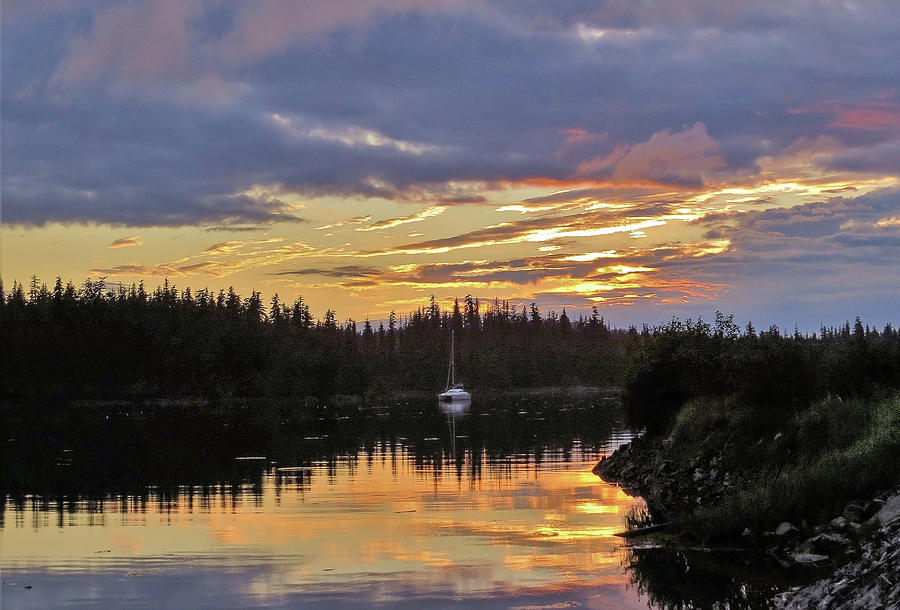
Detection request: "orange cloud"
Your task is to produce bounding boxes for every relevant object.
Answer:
[204,237,286,255]
[357,216,667,257]
[356,205,446,231]
[790,100,900,130]
[553,127,609,160]
[204,241,243,254]
[93,238,337,280]
[831,105,900,130]
[91,261,226,277]
[576,122,726,186]
[108,236,143,249]
[316,215,372,230]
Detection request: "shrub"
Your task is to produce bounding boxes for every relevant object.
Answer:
[693,394,900,537]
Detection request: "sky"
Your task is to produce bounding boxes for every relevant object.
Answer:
[2,0,899,329]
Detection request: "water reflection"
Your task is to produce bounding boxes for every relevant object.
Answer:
[2,454,644,603]
[438,396,470,457]
[1,395,627,510]
[0,397,826,608]
[438,397,471,418]
[623,546,822,610]
[2,396,658,607]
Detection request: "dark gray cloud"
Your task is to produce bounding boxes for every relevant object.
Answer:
[3,1,900,226]
[275,265,382,278]
[205,226,267,233]
[664,187,900,323]
[706,188,900,239]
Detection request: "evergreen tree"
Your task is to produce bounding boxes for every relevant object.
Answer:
[558,308,571,334]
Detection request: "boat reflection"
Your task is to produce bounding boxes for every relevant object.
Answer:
[438,396,471,417]
[438,396,471,457]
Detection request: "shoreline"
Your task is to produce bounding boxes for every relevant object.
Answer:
[1,385,621,410]
[595,434,900,608]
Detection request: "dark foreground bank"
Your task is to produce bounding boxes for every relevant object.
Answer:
[595,393,900,609]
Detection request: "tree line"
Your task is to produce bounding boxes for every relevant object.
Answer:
[0,276,626,400]
[622,312,900,434]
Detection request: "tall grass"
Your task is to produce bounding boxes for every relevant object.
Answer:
[677,394,900,537]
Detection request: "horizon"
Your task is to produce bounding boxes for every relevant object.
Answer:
[2,272,893,336]
[3,2,899,331]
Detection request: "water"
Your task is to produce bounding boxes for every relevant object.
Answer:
[0,396,793,608]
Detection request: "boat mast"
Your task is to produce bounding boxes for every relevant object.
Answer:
[450,330,455,386]
[446,330,453,390]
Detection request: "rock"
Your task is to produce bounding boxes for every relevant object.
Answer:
[804,532,851,555]
[876,493,900,527]
[792,553,829,564]
[843,501,866,522]
[828,516,848,530]
[775,521,798,536]
[775,488,900,610]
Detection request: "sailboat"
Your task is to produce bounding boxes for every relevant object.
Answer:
[439,330,471,402]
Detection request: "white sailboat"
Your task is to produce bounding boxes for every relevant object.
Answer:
[438,330,471,402]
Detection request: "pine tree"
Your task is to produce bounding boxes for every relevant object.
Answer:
[559,308,571,334]
[269,293,283,324]
[451,298,463,332]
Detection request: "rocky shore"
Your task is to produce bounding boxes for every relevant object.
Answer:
[593,434,742,523]
[774,493,900,609]
[595,436,900,608]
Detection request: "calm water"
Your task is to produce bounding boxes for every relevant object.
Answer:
[0,396,793,608]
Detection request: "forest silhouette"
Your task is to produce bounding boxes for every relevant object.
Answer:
[2,276,898,415]
[0,276,623,400]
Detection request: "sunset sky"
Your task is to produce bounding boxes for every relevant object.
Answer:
[3,1,899,328]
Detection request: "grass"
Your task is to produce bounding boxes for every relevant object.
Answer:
[625,506,656,531]
[669,393,900,538]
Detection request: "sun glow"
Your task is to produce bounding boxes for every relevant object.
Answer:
[561,251,621,262]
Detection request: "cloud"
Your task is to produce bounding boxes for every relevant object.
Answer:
[576,123,726,186]
[266,238,735,309]
[4,0,900,335]
[108,235,143,249]
[205,226,266,233]
[6,1,900,227]
[356,209,668,256]
[9,0,900,337]
[669,187,900,318]
[316,216,372,230]
[204,241,243,254]
[79,188,900,324]
[706,187,900,240]
[356,206,446,231]
[268,112,447,156]
[90,261,218,277]
[91,237,340,280]
[50,1,200,86]
[202,237,287,255]
[46,1,477,88]
[274,265,382,278]
[790,99,900,131]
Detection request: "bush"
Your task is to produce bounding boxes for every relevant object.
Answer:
[693,394,900,536]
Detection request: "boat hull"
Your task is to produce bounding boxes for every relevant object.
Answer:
[439,389,471,402]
